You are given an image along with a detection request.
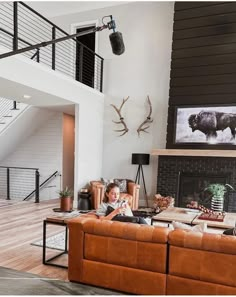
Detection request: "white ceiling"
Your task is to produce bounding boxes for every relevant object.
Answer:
[26,1,129,18]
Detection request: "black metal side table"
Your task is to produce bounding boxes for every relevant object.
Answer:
[43,213,80,268]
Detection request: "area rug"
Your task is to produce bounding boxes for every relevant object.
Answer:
[31,232,65,251]
[0,266,123,295]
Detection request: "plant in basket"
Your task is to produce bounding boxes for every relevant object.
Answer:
[205,183,234,212]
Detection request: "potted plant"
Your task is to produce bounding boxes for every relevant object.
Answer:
[205,183,234,212]
[58,186,73,212]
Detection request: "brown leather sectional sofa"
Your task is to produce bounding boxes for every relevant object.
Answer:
[68,216,236,295]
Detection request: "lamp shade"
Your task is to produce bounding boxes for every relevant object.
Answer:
[132,153,150,165]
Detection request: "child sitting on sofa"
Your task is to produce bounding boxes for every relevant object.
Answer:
[96,182,147,224]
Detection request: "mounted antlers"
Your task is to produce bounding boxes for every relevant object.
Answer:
[137,95,153,136]
[111,96,129,136]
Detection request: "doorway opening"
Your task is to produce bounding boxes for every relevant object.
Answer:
[75,25,96,88]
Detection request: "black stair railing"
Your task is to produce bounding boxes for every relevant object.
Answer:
[0,1,104,91]
[24,170,59,201]
[0,166,40,203]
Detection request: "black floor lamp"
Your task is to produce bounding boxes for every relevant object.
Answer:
[132,153,150,207]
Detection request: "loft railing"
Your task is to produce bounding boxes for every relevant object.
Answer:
[0,166,60,203]
[0,1,104,91]
[0,166,40,202]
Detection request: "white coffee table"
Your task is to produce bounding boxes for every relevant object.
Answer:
[151,207,199,226]
[151,207,236,233]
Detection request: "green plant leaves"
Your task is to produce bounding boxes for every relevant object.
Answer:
[205,183,234,197]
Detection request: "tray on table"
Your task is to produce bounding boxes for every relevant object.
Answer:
[197,212,225,222]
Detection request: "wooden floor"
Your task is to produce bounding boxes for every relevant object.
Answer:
[0,198,68,281]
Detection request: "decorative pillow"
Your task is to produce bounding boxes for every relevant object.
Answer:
[172,221,207,233]
[114,179,127,193]
[101,178,114,189]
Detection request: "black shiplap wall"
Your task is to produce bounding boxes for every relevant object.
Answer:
[166,2,236,149]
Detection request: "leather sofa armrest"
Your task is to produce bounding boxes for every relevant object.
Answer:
[127,182,140,210]
[68,216,98,282]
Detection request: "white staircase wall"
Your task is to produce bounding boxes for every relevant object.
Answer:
[0,106,56,162]
[0,111,63,201]
[0,45,104,202]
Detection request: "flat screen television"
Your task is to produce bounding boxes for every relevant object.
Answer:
[174,105,236,147]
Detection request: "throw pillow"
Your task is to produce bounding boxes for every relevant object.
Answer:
[172,221,207,233]
[114,179,127,193]
[101,178,114,189]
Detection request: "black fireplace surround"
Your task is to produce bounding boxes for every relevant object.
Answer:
[157,156,236,212]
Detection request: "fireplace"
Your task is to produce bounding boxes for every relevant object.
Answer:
[156,154,236,212]
[177,172,230,210]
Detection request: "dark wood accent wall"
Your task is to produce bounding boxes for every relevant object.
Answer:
[166,2,236,149]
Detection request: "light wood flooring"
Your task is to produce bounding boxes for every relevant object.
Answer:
[0,198,68,281]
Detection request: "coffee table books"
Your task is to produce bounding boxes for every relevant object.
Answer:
[197,212,225,222]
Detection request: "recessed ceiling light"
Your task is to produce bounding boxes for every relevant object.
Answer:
[23,94,31,99]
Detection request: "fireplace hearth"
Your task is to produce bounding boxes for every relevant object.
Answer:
[156,155,236,212]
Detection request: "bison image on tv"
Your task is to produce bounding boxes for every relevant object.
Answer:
[174,105,236,145]
[188,111,236,141]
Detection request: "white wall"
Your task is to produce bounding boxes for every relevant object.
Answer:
[52,2,174,205]
[1,112,63,200]
[74,100,104,191]
[0,45,105,202]
[0,106,55,162]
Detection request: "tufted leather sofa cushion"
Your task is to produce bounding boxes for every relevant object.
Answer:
[167,229,236,294]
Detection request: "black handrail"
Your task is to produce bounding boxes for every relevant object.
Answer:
[19,1,69,37]
[0,28,38,60]
[0,165,38,170]
[19,1,100,56]
[0,28,32,47]
[24,170,59,201]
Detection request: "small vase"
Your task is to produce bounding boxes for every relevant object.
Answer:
[211,195,224,212]
[60,197,72,212]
